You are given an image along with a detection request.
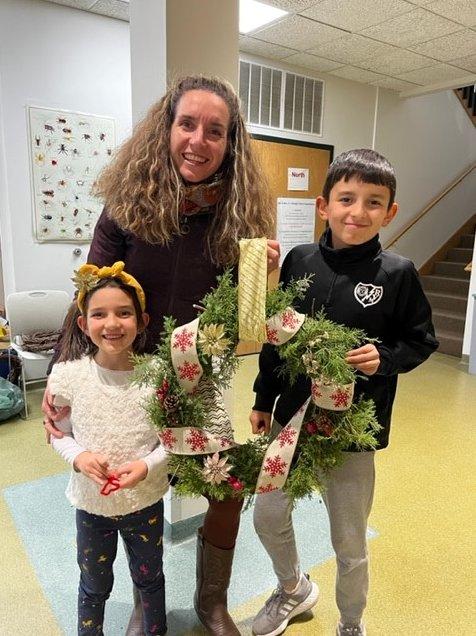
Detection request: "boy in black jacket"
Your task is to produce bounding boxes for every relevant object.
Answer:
[250,149,438,636]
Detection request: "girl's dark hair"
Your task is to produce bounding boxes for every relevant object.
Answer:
[322,148,396,208]
[57,278,147,363]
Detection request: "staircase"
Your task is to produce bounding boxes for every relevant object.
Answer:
[454,86,476,126]
[420,225,474,357]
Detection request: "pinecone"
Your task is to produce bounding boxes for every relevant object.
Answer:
[163,394,179,413]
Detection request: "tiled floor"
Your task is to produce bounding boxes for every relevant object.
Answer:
[1,352,475,634]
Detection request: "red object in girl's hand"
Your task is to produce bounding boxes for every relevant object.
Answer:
[100,475,121,496]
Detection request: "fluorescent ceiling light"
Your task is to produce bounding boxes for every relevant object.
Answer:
[239,0,288,34]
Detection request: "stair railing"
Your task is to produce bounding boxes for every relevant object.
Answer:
[455,85,476,123]
[385,163,476,250]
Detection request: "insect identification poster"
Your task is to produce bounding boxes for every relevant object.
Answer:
[27,106,115,242]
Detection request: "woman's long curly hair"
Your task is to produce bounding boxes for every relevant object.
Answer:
[94,75,274,266]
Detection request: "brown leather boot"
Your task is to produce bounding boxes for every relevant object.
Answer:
[193,528,241,635]
[125,585,145,636]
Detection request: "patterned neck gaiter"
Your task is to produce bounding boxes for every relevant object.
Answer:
[180,178,225,216]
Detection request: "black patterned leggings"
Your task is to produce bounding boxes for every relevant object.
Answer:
[76,500,166,636]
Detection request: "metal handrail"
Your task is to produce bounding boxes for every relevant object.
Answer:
[385,163,475,249]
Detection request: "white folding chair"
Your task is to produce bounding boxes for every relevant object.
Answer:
[6,290,70,417]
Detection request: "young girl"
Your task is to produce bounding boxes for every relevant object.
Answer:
[49,261,168,636]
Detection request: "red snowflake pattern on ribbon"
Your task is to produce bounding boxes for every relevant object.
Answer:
[257,483,278,494]
[178,361,201,381]
[185,428,208,452]
[159,429,177,449]
[276,427,297,447]
[220,437,232,448]
[311,383,322,400]
[330,387,351,408]
[266,326,279,344]
[264,455,287,477]
[173,327,195,353]
[281,309,300,329]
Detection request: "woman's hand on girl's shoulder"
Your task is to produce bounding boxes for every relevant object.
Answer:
[115,460,148,489]
[42,386,71,443]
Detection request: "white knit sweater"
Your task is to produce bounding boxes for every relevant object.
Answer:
[49,357,168,517]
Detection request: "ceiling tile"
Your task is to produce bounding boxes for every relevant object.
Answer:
[239,36,297,59]
[89,0,129,21]
[370,76,423,89]
[330,66,386,82]
[46,0,97,9]
[409,28,476,60]
[253,14,346,51]
[261,1,318,11]
[397,62,469,83]
[359,48,433,74]
[283,52,343,71]
[450,52,476,73]
[302,0,414,32]
[307,34,396,64]
[425,0,476,27]
[359,8,462,47]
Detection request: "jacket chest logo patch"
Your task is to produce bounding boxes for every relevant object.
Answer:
[354,282,383,308]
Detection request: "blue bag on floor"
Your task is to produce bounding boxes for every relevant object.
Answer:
[0,376,24,421]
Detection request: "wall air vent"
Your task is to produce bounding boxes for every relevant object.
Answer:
[239,60,323,135]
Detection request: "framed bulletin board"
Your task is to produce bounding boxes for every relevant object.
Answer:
[237,134,333,355]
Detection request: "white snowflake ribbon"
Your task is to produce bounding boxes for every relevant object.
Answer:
[255,309,307,493]
[158,427,235,455]
[311,379,354,411]
[255,397,311,494]
[170,317,203,393]
[265,307,306,345]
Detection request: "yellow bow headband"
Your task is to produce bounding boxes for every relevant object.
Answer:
[72,261,146,312]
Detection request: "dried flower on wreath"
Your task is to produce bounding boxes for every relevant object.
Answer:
[198,323,232,356]
[202,452,233,484]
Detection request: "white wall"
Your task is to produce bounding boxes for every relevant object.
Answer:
[0,0,132,298]
[377,89,476,252]
[386,170,476,269]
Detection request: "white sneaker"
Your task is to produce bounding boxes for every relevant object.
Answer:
[252,573,319,636]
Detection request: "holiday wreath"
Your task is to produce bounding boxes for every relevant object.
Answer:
[134,239,380,502]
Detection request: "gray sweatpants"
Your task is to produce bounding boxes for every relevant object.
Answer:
[253,433,375,624]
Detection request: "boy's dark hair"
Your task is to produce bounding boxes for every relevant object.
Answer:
[322,148,396,208]
[57,277,147,363]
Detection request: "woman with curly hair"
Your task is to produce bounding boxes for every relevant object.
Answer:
[43,74,279,636]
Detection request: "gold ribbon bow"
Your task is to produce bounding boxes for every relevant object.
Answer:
[72,261,146,312]
[238,238,268,343]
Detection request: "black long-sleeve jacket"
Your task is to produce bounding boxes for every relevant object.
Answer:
[253,230,439,449]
